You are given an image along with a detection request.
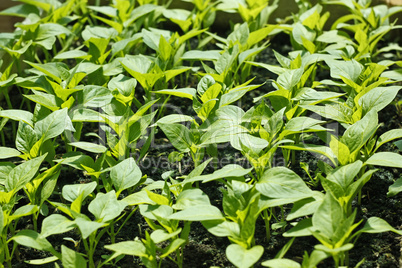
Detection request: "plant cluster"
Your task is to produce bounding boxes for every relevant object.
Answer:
[0,0,402,267]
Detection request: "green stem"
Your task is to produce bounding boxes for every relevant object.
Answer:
[263,209,271,241]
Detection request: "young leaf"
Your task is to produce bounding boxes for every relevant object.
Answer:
[365,152,402,168]
[35,108,75,142]
[110,157,142,195]
[226,244,264,268]
[62,181,97,203]
[158,123,193,152]
[41,214,75,238]
[6,154,46,193]
[61,245,87,268]
[88,191,126,222]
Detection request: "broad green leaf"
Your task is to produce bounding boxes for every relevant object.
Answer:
[356,217,402,235]
[155,114,194,126]
[301,103,353,124]
[161,238,187,258]
[226,244,264,268]
[172,188,211,210]
[9,205,38,221]
[181,50,221,61]
[262,258,301,268]
[54,50,89,60]
[104,241,147,257]
[312,193,343,239]
[88,191,126,222]
[11,230,56,253]
[35,108,74,142]
[62,181,97,202]
[6,154,46,193]
[341,110,378,153]
[122,190,155,206]
[256,167,313,206]
[150,229,182,244]
[155,88,196,100]
[0,147,21,159]
[0,4,39,17]
[56,153,95,170]
[74,217,105,239]
[359,86,401,115]
[287,192,324,220]
[168,205,224,221]
[187,164,252,184]
[158,123,193,152]
[0,109,34,127]
[325,59,363,82]
[110,157,142,195]
[24,256,59,265]
[292,22,316,45]
[277,68,304,89]
[41,214,75,238]
[16,122,37,154]
[329,136,350,165]
[387,178,402,197]
[327,161,363,191]
[375,129,402,151]
[365,152,402,168]
[281,144,337,166]
[82,85,113,107]
[61,245,87,268]
[69,142,108,154]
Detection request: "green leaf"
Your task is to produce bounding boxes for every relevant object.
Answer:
[160,238,186,258]
[325,59,363,82]
[375,129,402,151]
[35,108,74,142]
[387,178,402,197]
[12,230,56,253]
[256,167,313,206]
[41,214,75,238]
[326,161,363,191]
[226,244,264,268]
[74,217,105,239]
[150,229,182,244]
[6,154,46,193]
[61,245,87,268]
[110,157,142,195]
[312,193,343,239]
[356,217,402,235]
[262,258,301,268]
[81,85,113,108]
[155,88,196,100]
[9,205,38,221]
[181,50,221,61]
[88,191,126,222]
[104,241,147,257]
[359,86,401,115]
[16,122,37,154]
[0,109,34,127]
[187,164,253,184]
[0,147,21,159]
[341,110,378,153]
[69,142,108,154]
[301,103,353,124]
[172,188,211,210]
[62,181,97,202]
[158,123,193,152]
[365,152,402,168]
[168,205,224,221]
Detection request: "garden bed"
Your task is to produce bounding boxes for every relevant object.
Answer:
[1,0,402,268]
